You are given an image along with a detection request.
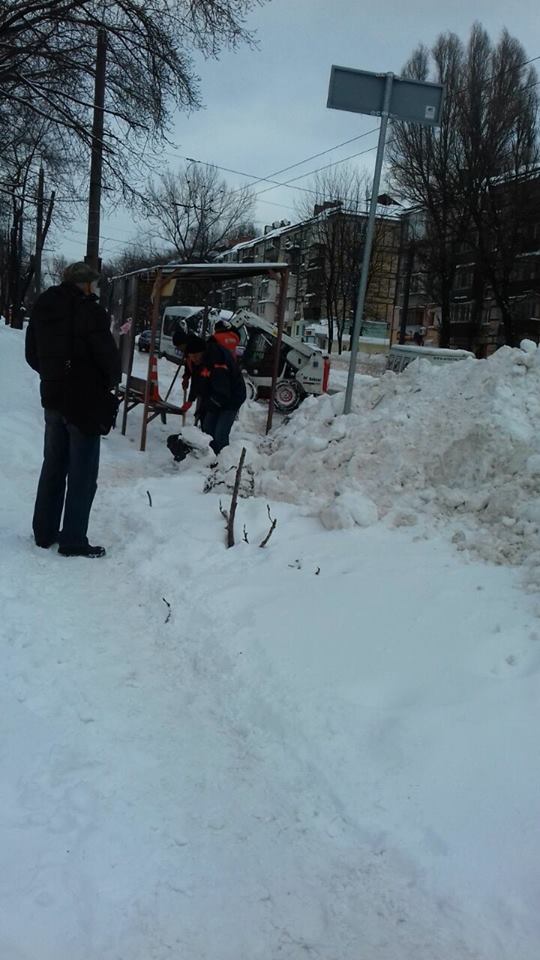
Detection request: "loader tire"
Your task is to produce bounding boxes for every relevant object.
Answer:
[273,380,303,413]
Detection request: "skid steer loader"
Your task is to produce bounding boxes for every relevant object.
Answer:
[229,309,330,412]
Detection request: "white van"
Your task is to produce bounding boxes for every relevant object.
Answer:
[159,306,206,359]
[387,344,475,373]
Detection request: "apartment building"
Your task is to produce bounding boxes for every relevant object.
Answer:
[395,177,540,353]
[216,205,401,342]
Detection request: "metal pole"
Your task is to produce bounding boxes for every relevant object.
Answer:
[343,72,393,414]
[85,27,107,272]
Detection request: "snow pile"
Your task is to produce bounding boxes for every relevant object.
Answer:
[223,343,540,582]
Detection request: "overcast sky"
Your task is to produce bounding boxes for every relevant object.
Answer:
[56,0,540,265]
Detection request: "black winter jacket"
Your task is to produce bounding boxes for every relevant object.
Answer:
[188,338,246,413]
[25,282,121,434]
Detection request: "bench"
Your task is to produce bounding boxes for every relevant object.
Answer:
[117,375,184,432]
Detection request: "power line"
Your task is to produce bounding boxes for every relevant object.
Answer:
[253,141,384,199]
[56,225,146,250]
[0,183,87,206]
[257,197,298,213]
[230,127,381,195]
[160,124,380,193]
[171,138,381,208]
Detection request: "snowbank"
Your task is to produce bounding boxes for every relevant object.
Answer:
[221,343,540,586]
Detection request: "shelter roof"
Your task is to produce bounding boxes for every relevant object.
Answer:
[111,262,288,282]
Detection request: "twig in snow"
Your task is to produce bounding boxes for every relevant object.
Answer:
[146,490,153,507]
[226,447,246,548]
[243,524,249,544]
[162,597,171,624]
[259,505,277,548]
[219,499,229,523]
[315,567,321,575]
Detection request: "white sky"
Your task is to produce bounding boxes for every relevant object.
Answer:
[56,0,540,265]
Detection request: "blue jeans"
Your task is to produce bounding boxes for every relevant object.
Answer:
[33,409,101,548]
[202,408,238,455]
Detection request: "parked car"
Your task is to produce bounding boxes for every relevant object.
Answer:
[138,328,159,352]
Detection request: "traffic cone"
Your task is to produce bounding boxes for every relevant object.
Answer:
[148,353,162,403]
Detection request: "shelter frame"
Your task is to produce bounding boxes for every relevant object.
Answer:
[109,261,289,451]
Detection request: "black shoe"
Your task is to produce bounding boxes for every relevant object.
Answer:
[35,539,57,549]
[167,434,191,462]
[58,544,106,558]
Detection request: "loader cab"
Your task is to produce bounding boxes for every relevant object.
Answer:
[241,328,282,379]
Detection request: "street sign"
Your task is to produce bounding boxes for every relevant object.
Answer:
[326,66,444,414]
[327,66,444,127]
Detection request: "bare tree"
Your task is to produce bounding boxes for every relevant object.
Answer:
[142,163,255,261]
[389,33,469,347]
[297,167,394,353]
[0,0,267,191]
[389,24,539,348]
[101,242,175,283]
[457,26,540,345]
[47,255,69,287]
[0,113,73,318]
[222,220,258,248]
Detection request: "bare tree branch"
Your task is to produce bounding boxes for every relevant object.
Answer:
[259,504,277,548]
[142,163,255,261]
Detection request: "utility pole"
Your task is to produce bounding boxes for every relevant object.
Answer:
[8,193,25,327]
[85,27,107,272]
[33,164,44,302]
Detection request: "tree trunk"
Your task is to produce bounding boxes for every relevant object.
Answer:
[439,295,452,348]
[500,301,515,347]
[327,314,334,356]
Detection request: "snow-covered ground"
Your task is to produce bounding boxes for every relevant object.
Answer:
[2,324,540,959]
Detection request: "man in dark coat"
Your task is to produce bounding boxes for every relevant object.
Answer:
[25,261,121,558]
[174,332,246,454]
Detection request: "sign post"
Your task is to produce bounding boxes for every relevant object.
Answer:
[327,66,444,413]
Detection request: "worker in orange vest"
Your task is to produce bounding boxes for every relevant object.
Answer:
[212,319,241,355]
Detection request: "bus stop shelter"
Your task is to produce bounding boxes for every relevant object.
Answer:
[109,261,289,451]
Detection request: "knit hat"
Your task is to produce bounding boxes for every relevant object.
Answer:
[62,261,101,284]
[182,334,206,354]
[172,327,189,348]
